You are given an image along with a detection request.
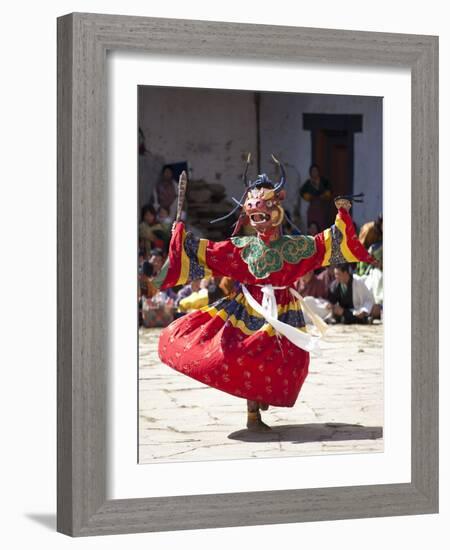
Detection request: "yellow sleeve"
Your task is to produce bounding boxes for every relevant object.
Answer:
[318,208,375,267]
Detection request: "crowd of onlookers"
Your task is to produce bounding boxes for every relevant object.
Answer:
[138,159,383,328]
[138,245,237,326]
[296,214,383,325]
[138,204,383,328]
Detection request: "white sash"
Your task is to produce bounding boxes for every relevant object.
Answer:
[241,284,326,356]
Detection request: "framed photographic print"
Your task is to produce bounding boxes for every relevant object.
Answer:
[57,12,438,536]
[136,86,384,465]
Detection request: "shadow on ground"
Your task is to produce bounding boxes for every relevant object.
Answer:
[25,513,56,530]
[227,422,383,443]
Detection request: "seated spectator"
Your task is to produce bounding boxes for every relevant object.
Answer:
[357,244,383,319]
[149,248,165,276]
[157,206,172,230]
[138,249,146,278]
[140,247,177,328]
[176,276,228,315]
[317,265,335,290]
[141,271,177,328]
[297,270,331,324]
[328,264,375,324]
[141,292,175,328]
[178,281,209,314]
[307,221,320,236]
[139,205,170,255]
[204,276,226,304]
[138,249,146,326]
[139,252,159,299]
[175,279,201,307]
[298,270,328,299]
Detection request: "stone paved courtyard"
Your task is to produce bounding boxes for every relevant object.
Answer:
[139,324,383,463]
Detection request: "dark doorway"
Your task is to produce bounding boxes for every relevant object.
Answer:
[303,114,362,226]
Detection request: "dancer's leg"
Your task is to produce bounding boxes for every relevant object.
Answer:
[246,400,271,431]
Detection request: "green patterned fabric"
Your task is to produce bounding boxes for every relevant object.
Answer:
[231,235,316,279]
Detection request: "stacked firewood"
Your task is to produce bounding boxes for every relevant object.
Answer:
[185,179,235,240]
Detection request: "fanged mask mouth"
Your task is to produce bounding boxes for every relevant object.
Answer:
[250,212,271,224]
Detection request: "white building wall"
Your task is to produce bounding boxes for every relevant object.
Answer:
[139,86,257,200]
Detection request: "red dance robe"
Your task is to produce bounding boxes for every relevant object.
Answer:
[156,209,373,407]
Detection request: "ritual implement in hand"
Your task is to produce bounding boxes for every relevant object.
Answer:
[176,170,188,222]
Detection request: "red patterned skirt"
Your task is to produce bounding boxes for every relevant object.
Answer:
[158,287,309,407]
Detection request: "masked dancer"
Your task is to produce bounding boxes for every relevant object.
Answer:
[153,156,374,431]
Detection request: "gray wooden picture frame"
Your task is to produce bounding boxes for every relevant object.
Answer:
[57,12,438,537]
